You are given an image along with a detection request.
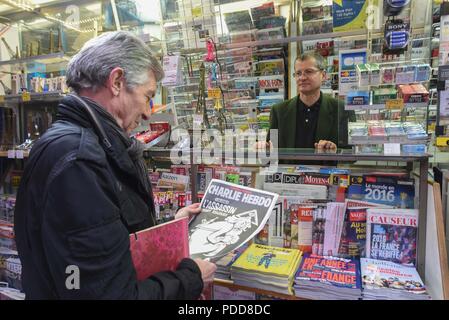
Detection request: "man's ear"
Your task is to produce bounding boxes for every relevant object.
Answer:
[108,67,125,96]
[321,70,328,82]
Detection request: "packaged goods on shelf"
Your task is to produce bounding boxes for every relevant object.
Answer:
[395,65,415,84]
[414,64,431,82]
[349,123,368,138]
[349,121,427,145]
[367,122,387,138]
[385,122,406,137]
[354,145,384,154]
[403,123,427,140]
[402,144,427,154]
[346,91,370,106]
[398,84,429,103]
[381,66,396,84]
[369,63,381,85]
[356,64,370,87]
[372,87,397,104]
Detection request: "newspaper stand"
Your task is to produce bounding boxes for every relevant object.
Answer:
[144,146,431,299]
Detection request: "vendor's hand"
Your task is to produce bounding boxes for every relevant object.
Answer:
[254,140,272,150]
[194,258,217,285]
[314,140,337,150]
[175,203,201,220]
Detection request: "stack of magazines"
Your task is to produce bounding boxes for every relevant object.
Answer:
[293,254,362,300]
[0,286,25,300]
[215,244,248,280]
[361,258,431,300]
[230,243,302,295]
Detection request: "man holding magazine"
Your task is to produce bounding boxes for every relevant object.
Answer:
[14,31,216,300]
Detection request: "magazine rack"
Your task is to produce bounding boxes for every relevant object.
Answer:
[144,148,431,299]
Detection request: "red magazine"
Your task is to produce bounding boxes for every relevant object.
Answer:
[129,217,189,281]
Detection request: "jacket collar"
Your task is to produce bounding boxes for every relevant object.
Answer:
[56,95,150,197]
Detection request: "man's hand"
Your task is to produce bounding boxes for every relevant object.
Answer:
[194,258,217,284]
[314,140,337,149]
[175,203,201,220]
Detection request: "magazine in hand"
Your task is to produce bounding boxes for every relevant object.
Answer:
[189,179,279,261]
[130,217,189,281]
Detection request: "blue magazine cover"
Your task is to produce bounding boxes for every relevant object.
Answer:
[347,175,415,208]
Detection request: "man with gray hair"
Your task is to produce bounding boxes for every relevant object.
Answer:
[14,31,216,299]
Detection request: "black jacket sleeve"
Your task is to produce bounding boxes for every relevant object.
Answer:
[41,160,203,299]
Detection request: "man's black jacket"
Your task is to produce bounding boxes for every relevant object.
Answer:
[14,95,203,299]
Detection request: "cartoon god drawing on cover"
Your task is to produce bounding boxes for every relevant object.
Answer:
[189,210,258,259]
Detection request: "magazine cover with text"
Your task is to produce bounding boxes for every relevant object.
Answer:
[361,258,428,296]
[189,179,279,261]
[366,208,418,266]
[338,199,393,258]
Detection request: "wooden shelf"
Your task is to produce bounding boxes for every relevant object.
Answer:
[0,150,29,158]
[213,279,306,300]
[0,91,64,104]
[0,52,69,67]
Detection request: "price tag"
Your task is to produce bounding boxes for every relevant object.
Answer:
[207,88,221,99]
[384,143,401,155]
[191,7,202,17]
[0,95,4,103]
[15,150,24,159]
[385,99,404,110]
[7,150,15,159]
[22,92,31,102]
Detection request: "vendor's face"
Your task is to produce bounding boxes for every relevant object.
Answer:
[294,58,325,95]
[118,70,156,135]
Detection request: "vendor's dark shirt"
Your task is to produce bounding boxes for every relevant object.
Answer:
[295,93,322,148]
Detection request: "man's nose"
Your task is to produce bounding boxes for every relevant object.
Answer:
[142,107,151,121]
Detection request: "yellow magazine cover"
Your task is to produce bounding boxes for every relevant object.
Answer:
[232,243,302,277]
